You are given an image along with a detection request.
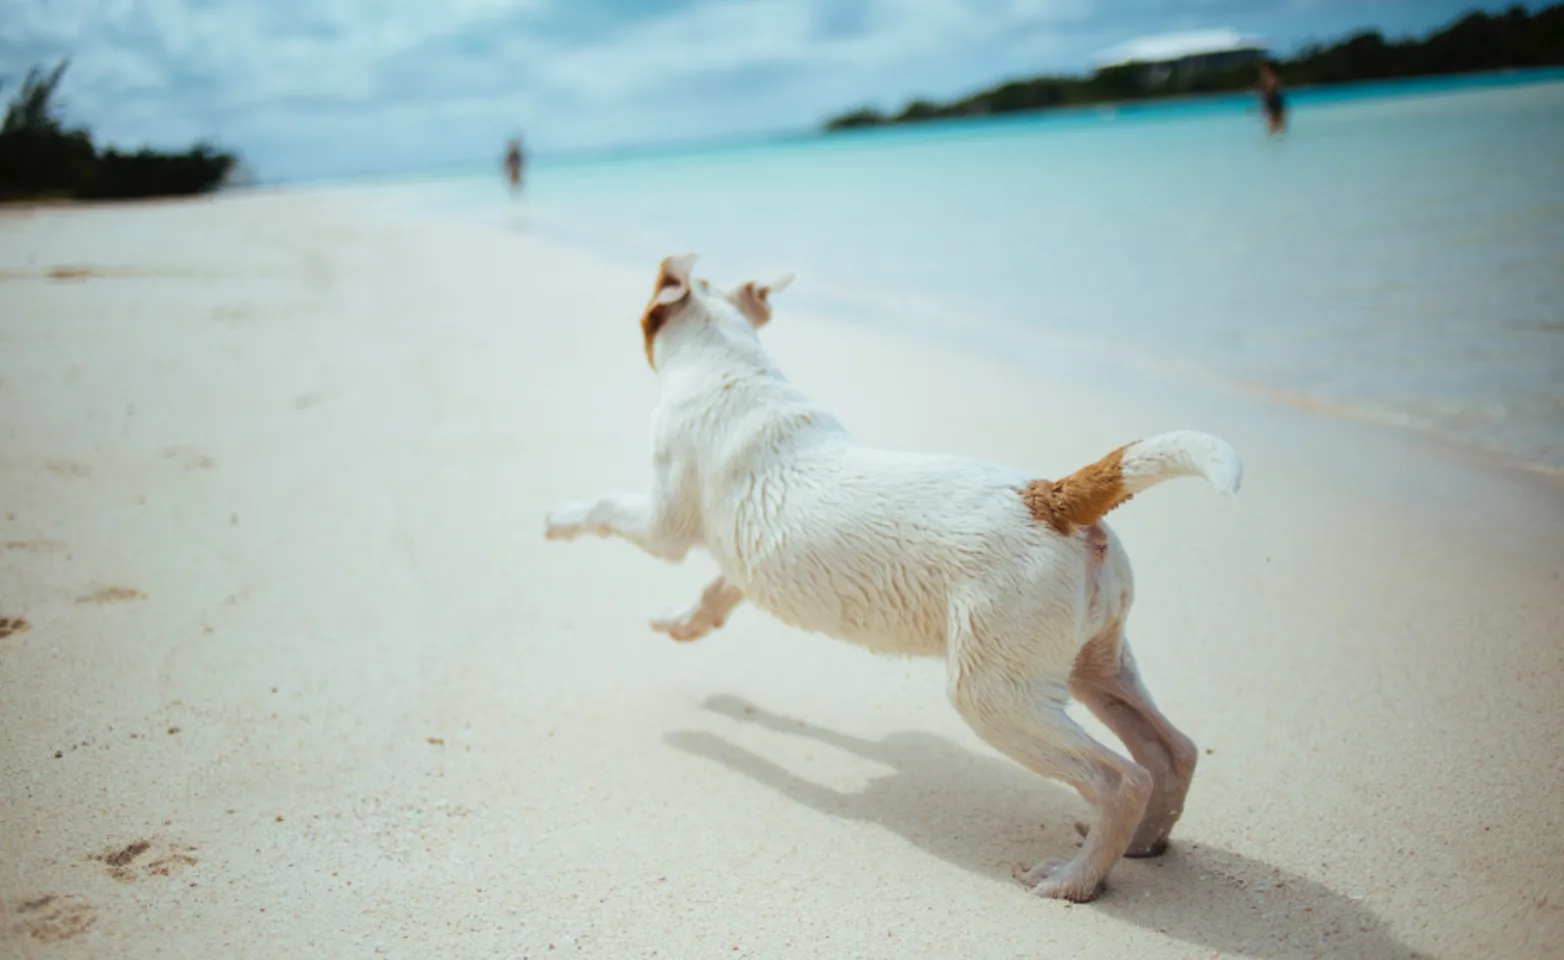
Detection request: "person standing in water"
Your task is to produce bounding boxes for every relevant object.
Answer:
[1258,62,1287,135]
[503,137,525,193]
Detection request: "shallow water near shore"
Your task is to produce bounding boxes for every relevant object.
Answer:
[402,71,1564,476]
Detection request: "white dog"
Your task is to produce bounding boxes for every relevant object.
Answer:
[545,254,1242,902]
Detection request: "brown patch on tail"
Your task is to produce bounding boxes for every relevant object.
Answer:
[1021,445,1133,535]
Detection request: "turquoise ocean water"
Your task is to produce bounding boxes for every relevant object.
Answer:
[403,71,1564,474]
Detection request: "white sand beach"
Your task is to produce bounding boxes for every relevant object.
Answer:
[2,191,1561,959]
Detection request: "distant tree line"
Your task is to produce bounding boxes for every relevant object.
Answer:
[825,3,1564,130]
[0,59,239,202]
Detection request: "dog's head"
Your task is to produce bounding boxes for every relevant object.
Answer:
[639,253,793,368]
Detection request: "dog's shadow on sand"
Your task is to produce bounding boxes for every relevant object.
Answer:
[667,695,1425,960]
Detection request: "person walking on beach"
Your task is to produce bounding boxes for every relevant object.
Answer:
[504,137,525,193]
[1258,62,1287,134]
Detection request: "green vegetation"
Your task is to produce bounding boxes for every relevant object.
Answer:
[825,3,1564,131]
[0,58,238,202]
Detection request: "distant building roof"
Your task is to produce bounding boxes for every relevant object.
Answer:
[1093,28,1268,69]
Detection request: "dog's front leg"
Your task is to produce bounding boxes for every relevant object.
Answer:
[650,575,745,642]
[544,490,696,562]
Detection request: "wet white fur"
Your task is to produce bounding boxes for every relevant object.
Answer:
[544,259,1241,900]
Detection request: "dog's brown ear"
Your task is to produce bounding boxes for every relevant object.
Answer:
[654,253,699,305]
[727,273,794,328]
[642,253,699,367]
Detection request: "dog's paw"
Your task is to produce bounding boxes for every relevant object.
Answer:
[544,502,593,541]
[1014,858,1104,903]
[649,610,712,642]
[1013,858,1069,888]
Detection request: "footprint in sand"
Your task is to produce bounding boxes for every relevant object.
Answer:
[90,837,198,883]
[38,266,167,282]
[210,305,250,326]
[3,539,66,553]
[9,894,97,942]
[75,587,145,605]
[0,617,29,638]
[161,446,216,471]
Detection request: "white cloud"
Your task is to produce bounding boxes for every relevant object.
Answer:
[535,0,1091,101]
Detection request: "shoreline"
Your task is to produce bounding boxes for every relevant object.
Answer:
[2,190,1560,959]
[813,269,1564,491]
[12,173,1564,491]
[786,264,1564,569]
[412,187,1564,520]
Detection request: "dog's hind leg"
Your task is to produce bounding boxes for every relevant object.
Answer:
[650,575,744,642]
[1070,631,1198,857]
[949,654,1151,902]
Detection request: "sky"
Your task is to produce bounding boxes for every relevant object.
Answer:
[0,0,1537,181]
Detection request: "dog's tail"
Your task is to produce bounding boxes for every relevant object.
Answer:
[1022,430,1242,534]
